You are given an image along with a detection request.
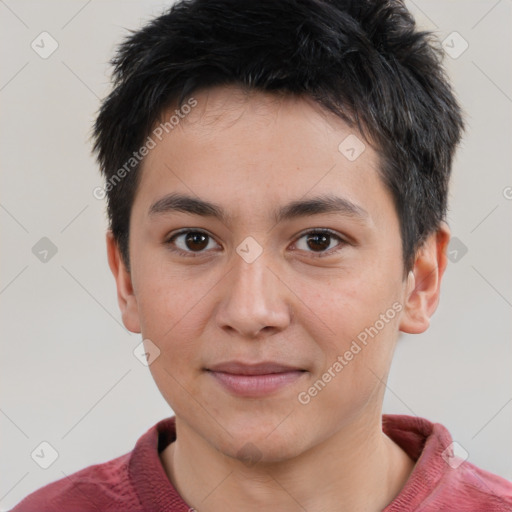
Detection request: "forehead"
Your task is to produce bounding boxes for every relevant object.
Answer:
[160,86,360,144]
[133,86,394,227]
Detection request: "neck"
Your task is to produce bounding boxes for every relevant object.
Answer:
[160,412,415,512]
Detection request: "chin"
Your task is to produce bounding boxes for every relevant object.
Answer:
[227,438,301,466]
[212,419,307,465]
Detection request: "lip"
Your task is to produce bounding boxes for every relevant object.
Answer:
[206,361,306,397]
[207,361,304,375]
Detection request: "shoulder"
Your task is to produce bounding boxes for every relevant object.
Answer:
[428,420,512,510]
[444,460,512,511]
[382,415,512,511]
[10,452,142,512]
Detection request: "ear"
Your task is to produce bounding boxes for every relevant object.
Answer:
[399,223,451,334]
[106,231,141,333]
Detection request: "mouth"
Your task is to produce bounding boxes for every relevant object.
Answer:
[205,361,307,397]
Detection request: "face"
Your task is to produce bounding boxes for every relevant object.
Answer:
[109,86,441,463]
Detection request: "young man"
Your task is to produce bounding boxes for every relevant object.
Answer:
[12,0,512,510]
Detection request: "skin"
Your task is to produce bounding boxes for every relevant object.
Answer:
[107,85,450,511]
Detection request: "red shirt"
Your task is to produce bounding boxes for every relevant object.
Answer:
[11,414,512,511]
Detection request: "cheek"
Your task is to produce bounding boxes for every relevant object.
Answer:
[134,267,204,353]
[295,262,400,335]
[292,265,403,391]
[297,303,400,430]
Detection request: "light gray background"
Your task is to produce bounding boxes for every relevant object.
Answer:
[1,0,511,509]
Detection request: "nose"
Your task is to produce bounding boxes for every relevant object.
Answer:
[214,251,292,338]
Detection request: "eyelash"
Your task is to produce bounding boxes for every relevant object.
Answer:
[164,228,347,259]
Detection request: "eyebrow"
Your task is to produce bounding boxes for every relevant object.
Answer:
[148,192,369,225]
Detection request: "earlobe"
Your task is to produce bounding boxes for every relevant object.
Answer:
[399,223,451,335]
[106,231,141,333]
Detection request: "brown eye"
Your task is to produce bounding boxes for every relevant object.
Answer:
[306,233,331,252]
[167,230,220,255]
[294,230,345,256]
[185,232,209,251]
